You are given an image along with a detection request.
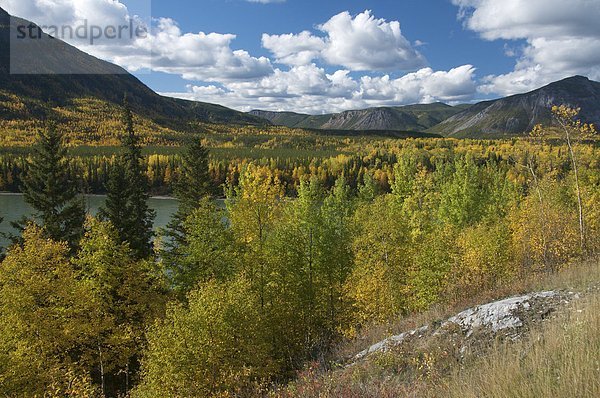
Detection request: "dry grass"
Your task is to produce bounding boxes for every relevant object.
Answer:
[276,258,600,397]
[337,258,600,362]
[433,284,600,397]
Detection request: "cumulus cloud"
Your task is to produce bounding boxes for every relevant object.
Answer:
[0,0,274,81]
[1,1,478,112]
[262,10,426,71]
[140,18,273,81]
[163,64,477,113]
[453,0,600,95]
[261,31,326,66]
[319,10,427,71]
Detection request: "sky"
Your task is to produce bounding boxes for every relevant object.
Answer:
[2,0,600,114]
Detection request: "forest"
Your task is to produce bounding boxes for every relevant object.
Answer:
[0,105,598,397]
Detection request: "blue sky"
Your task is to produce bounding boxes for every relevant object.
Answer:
[145,0,516,91]
[2,0,600,113]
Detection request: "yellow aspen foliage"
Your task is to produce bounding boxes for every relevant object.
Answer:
[0,225,101,396]
[510,182,580,272]
[346,195,411,324]
[133,278,273,398]
[450,221,514,298]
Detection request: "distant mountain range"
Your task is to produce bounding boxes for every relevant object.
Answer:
[0,7,265,131]
[250,76,600,137]
[249,103,471,132]
[1,6,599,139]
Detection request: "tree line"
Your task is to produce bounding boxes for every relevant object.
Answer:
[0,105,598,397]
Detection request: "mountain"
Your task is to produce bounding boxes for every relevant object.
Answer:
[428,76,600,138]
[249,103,470,132]
[0,7,265,132]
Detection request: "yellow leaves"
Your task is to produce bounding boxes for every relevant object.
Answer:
[552,104,580,120]
[530,123,545,138]
[0,225,102,396]
[552,104,598,138]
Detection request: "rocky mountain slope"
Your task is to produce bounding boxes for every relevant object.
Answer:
[0,7,266,131]
[250,103,469,132]
[428,76,600,138]
[252,77,600,138]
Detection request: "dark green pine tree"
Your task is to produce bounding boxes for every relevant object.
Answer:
[100,159,129,240]
[163,138,213,266]
[101,100,155,259]
[166,137,212,243]
[17,123,85,251]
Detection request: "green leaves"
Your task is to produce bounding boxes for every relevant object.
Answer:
[134,278,272,398]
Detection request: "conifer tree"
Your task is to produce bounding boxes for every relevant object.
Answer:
[101,159,129,241]
[165,137,212,248]
[18,123,85,251]
[101,100,155,259]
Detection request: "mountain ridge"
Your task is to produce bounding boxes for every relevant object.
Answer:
[250,77,600,137]
[249,103,469,132]
[0,7,266,131]
[427,76,600,137]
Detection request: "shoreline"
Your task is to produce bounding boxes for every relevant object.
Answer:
[0,192,179,200]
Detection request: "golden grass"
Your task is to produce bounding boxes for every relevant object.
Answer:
[339,258,600,362]
[277,258,600,397]
[433,285,600,397]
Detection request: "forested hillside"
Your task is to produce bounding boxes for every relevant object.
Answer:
[0,6,266,135]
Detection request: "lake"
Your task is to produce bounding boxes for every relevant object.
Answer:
[0,193,180,248]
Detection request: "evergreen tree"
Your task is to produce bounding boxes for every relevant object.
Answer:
[101,101,155,259]
[100,159,129,241]
[164,137,212,249]
[17,123,85,251]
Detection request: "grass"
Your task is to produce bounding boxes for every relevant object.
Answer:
[276,258,600,397]
[434,282,600,397]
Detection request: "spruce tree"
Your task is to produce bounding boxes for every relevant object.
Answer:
[100,159,129,240]
[165,137,212,248]
[100,101,155,259]
[17,123,85,251]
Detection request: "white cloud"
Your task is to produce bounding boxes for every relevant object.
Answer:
[262,31,326,66]
[163,65,477,113]
[2,1,478,113]
[319,10,427,71]
[262,10,426,71]
[141,18,273,81]
[453,0,600,96]
[0,0,274,82]
[359,65,477,104]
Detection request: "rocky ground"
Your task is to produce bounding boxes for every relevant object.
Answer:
[348,288,590,368]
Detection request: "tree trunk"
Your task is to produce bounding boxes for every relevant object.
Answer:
[564,129,586,254]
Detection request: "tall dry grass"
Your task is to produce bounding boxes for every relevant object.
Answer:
[277,258,600,397]
[433,288,600,397]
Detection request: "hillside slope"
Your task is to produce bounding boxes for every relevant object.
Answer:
[250,103,468,132]
[0,7,266,132]
[280,260,600,397]
[428,76,600,138]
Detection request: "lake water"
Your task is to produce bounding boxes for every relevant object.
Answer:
[0,193,180,248]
